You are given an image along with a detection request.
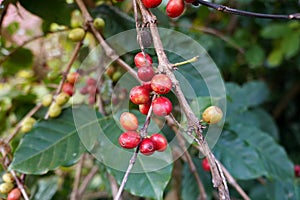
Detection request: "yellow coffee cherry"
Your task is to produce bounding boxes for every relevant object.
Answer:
[2,173,14,183]
[55,92,70,106]
[93,17,105,30]
[68,28,85,42]
[42,94,53,107]
[23,117,36,125]
[0,182,14,194]
[48,103,62,118]
[202,106,223,124]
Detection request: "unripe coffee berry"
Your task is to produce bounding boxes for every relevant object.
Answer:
[202,106,223,124]
[93,17,105,30]
[21,124,33,133]
[2,173,14,183]
[49,103,62,118]
[68,28,85,42]
[140,138,155,156]
[42,94,53,107]
[0,182,14,194]
[134,52,153,68]
[151,74,172,94]
[55,92,70,106]
[152,97,172,116]
[119,131,141,149]
[130,86,150,105]
[202,158,210,172]
[150,133,168,152]
[7,188,21,200]
[120,112,139,131]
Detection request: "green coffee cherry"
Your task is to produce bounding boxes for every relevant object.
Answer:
[42,94,53,107]
[93,18,105,30]
[47,71,60,81]
[55,92,70,106]
[68,28,85,42]
[2,173,14,183]
[23,117,36,125]
[49,103,62,118]
[21,124,33,133]
[202,106,223,124]
[0,182,14,194]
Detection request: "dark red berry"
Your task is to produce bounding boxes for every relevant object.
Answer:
[80,86,89,95]
[150,133,168,152]
[134,52,153,68]
[119,131,141,149]
[151,74,172,94]
[139,101,151,115]
[88,95,96,105]
[152,97,172,116]
[130,85,150,105]
[295,165,300,177]
[7,188,21,200]
[86,78,97,85]
[67,72,80,85]
[62,82,74,96]
[166,0,185,18]
[87,85,98,94]
[202,158,210,172]
[140,138,155,156]
[138,66,155,82]
[120,112,139,131]
[142,0,162,8]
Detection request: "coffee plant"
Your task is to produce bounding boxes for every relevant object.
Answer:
[0,0,300,200]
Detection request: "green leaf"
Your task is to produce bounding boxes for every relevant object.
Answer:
[181,158,213,200]
[230,124,294,181]
[32,176,59,200]
[267,48,283,67]
[245,45,265,67]
[19,0,71,29]
[281,32,300,59]
[9,106,88,174]
[214,131,268,180]
[2,48,33,76]
[265,179,299,200]
[261,23,291,39]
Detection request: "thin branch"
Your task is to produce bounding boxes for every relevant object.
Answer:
[198,0,300,20]
[70,154,86,200]
[78,165,99,196]
[108,172,122,200]
[5,103,43,143]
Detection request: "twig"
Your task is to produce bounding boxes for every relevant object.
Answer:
[78,165,99,196]
[70,154,86,200]
[108,173,122,200]
[198,0,300,20]
[137,0,230,198]
[173,56,200,67]
[44,39,84,119]
[5,103,43,143]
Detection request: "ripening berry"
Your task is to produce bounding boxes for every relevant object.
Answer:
[68,28,85,42]
[140,138,155,156]
[151,74,172,94]
[150,133,168,152]
[62,82,74,96]
[119,131,141,149]
[134,52,153,68]
[120,112,139,131]
[138,66,155,82]
[202,158,210,172]
[202,106,223,124]
[42,94,53,107]
[55,92,70,106]
[7,188,21,200]
[67,72,80,85]
[86,78,97,86]
[48,103,62,118]
[130,86,150,105]
[0,182,14,194]
[152,97,172,116]
[2,173,14,183]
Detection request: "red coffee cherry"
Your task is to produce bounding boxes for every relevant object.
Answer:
[150,133,168,152]
[138,66,155,82]
[119,131,141,149]
[7,188,21,200]
[139,101,151,115]
[202,158,210,172]
[166,0,185,18]
[141,0,162,8]
[142,81,153,91]
[295,165,300,177]
[151,74,172,94]
[120,112,139,131]
[130,86,150,105]
[139,138,155,156]
[134,52,153,68]
[202,106,223,124]
[67,72,80,85]
[152,97,172,116]
[62,82,74,96]
[86,78,97,86]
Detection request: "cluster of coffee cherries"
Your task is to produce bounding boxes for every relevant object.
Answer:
[42,72,79,118]
[80,78,99,105]
[131,52,173,117]
[118,112,168,156]
[140,0,195,18]
[0,173,21,200]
